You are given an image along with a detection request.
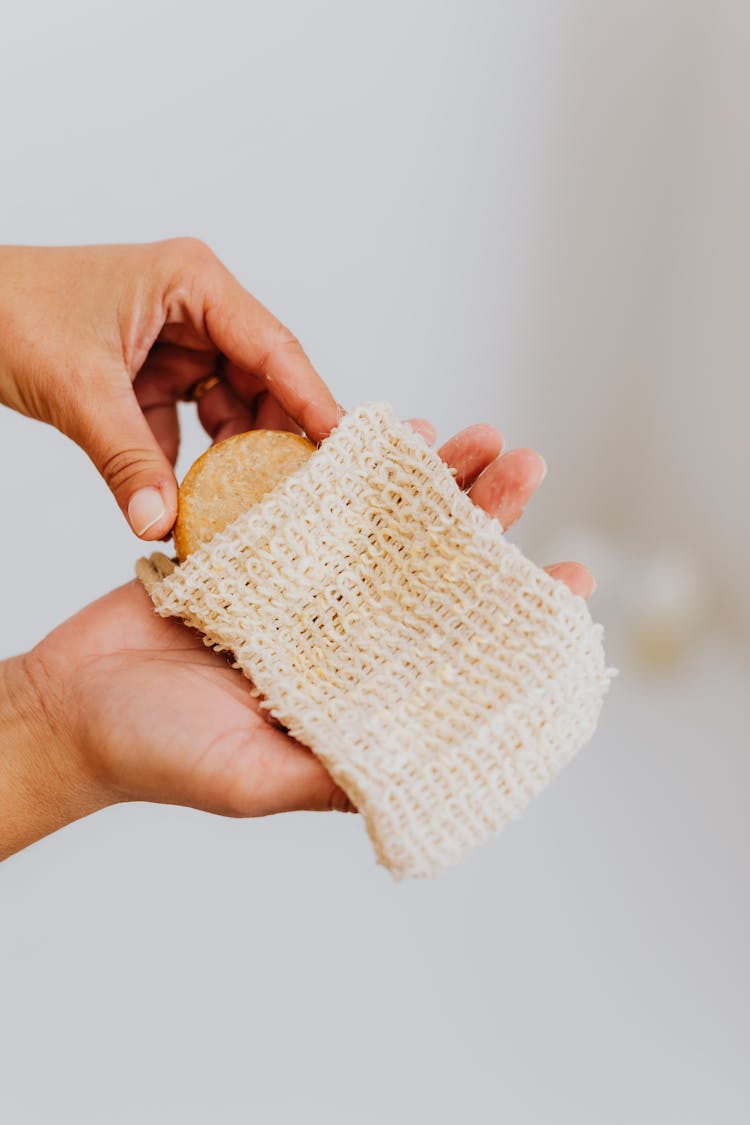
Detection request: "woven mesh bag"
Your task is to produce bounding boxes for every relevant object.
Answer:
[137,402,615,878]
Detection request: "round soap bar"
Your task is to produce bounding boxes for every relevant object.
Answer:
[174,429,316,560]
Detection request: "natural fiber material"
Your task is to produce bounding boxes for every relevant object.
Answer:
[138,402,615,879]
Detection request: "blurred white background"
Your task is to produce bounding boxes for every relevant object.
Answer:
[0,2,748,1122]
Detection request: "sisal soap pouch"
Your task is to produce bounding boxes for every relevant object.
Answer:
[137,402,616,879]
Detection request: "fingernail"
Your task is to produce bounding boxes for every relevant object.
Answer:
[128,487,167,536]
[538,455,548,483]
[335,402,347,423]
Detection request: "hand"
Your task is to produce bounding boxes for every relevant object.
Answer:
[0,420,593,861]
[0,240,340,539]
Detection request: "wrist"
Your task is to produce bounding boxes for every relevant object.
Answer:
[0,652,112,860]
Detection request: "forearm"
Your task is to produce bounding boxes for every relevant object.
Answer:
[0,655,106,860]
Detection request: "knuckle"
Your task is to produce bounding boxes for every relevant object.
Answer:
[163,236,216,266]
[257,324,306,379]
[161,238,221,317]
[100,447,165,495]
[269,322,302,356]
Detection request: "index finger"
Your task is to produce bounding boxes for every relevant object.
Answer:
[203,267,341,444]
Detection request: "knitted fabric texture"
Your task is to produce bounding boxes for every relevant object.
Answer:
[137,402,615,879]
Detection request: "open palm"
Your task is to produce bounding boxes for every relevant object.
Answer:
[37,578,342,816]
[31,420,594,818]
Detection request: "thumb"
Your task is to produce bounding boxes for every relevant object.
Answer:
[69,379,178,540]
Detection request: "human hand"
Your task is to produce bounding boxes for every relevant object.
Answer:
[0,419,592,860]
[0,240,339,539]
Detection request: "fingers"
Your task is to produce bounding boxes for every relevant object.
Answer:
[217,723,357,817]
[134,343,216,463]
[203,267,340,443]
[258,743,357,815]
[438,424,504,488]
[196,378,255,444]
[405,417,437,445]
[141,402,180,466]
[445,438,594,597]
[468,447,546,530]
[544,561,596,599]
[251,391,302,434]
[197,381,301,446]
[69,374,178,539]
[134,341,299,449]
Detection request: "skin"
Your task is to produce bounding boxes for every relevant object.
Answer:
[0,241,594,861]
